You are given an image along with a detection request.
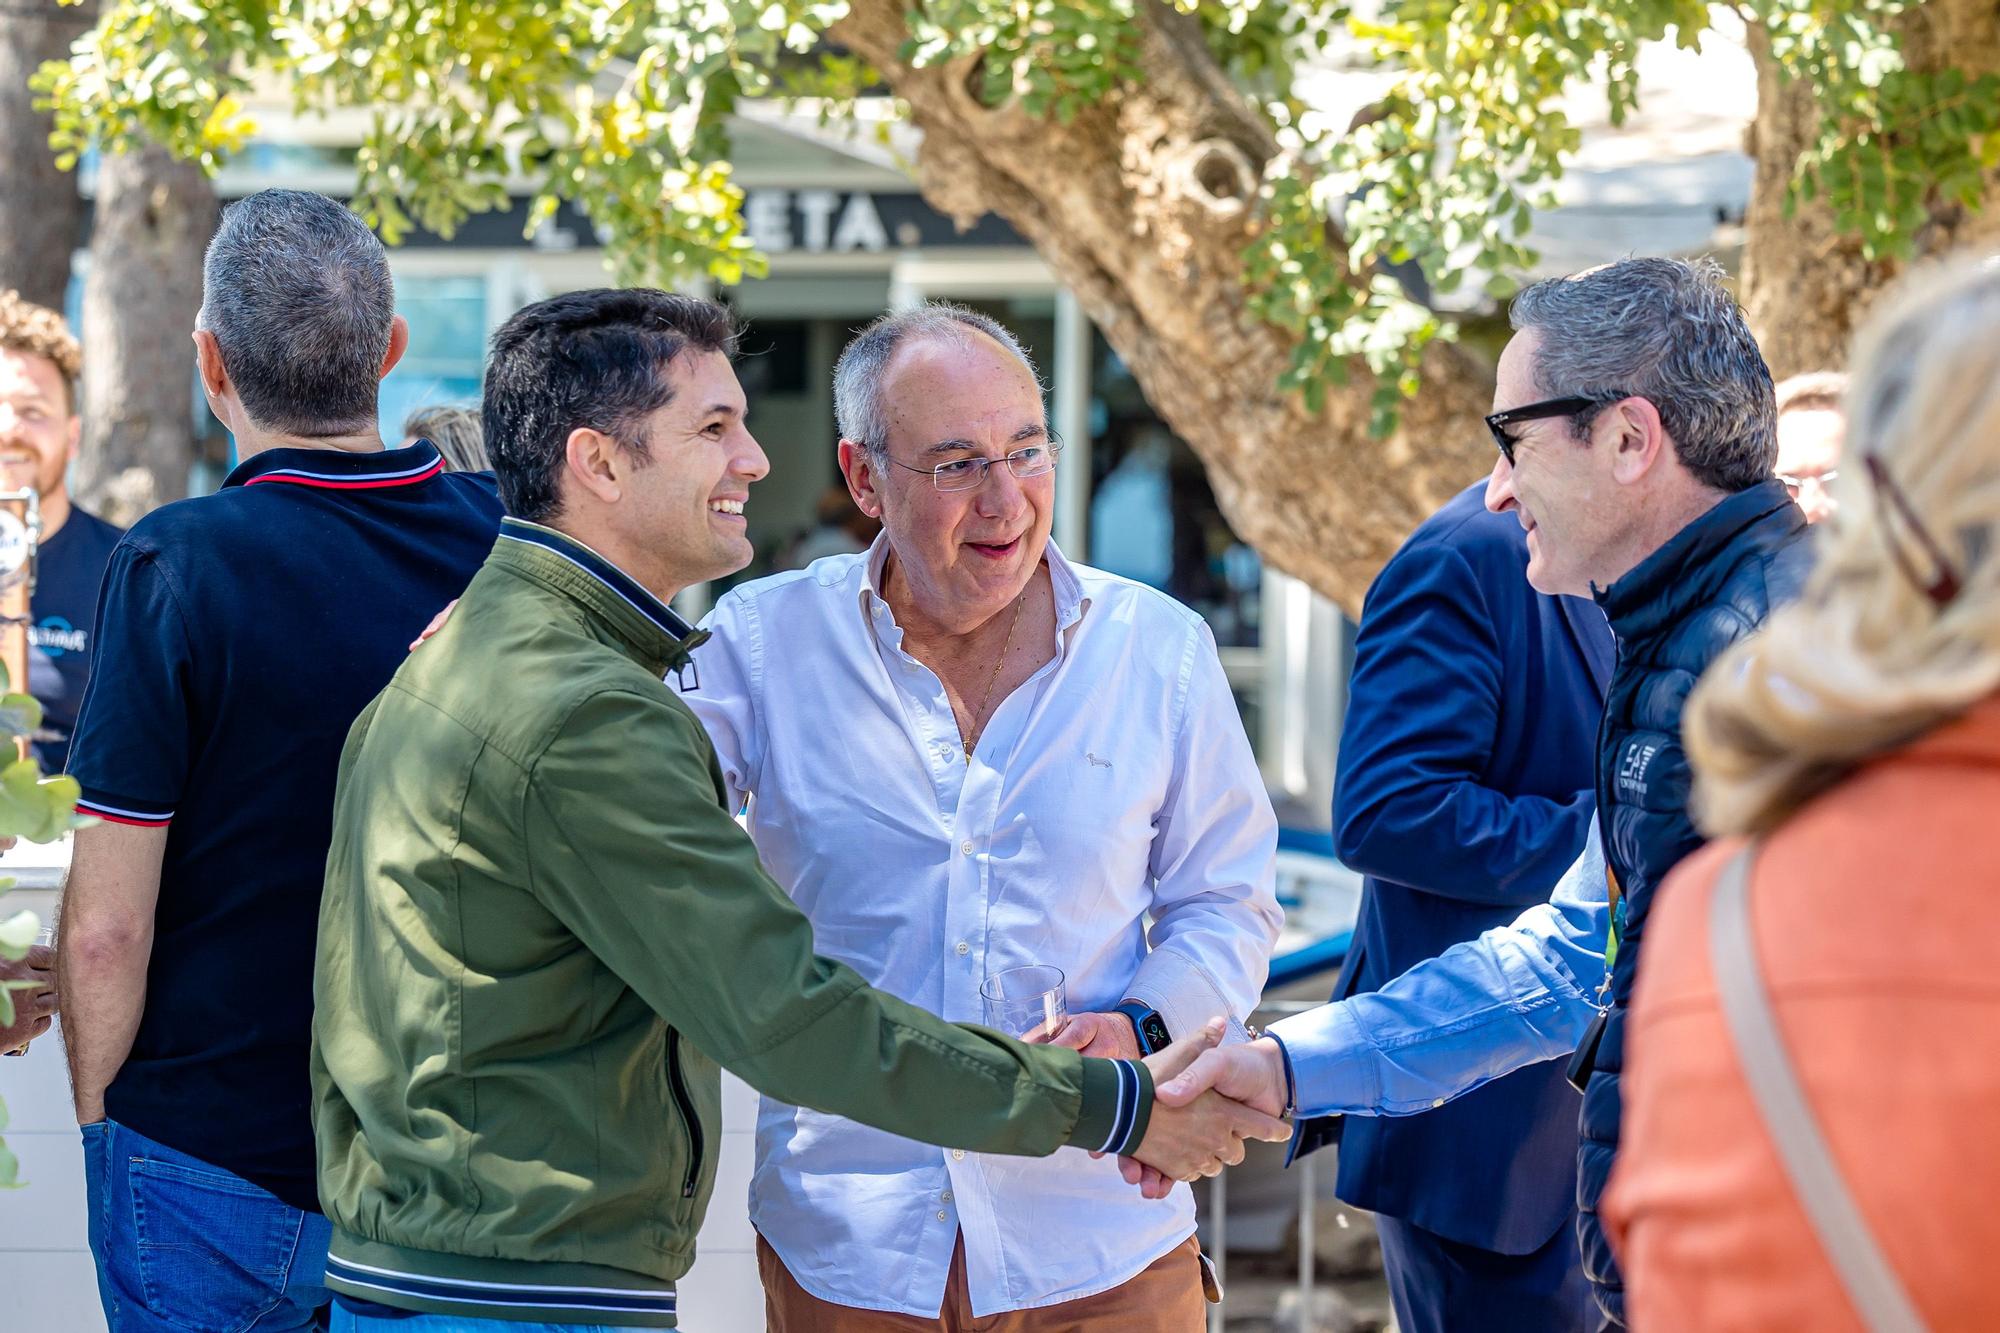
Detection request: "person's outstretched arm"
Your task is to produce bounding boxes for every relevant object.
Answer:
[524,689,1290,1181]
[1151,824,1609,1132]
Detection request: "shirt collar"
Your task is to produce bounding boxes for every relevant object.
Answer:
[856,533,1089,634]
[493,517,709,675]
[224,439,445,491]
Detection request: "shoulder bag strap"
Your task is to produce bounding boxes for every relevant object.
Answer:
[1710,842,1930,1333]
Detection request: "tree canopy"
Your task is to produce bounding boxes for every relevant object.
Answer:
[41,1,1995,423]
[31,0,2000,610]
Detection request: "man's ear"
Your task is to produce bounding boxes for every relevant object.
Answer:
[1607,396,1671,487]
[192,329,230,401]
[563,427,626,506]
[837,438,884,518]
[380,314,410,380]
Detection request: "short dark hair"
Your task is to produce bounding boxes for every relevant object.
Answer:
[483,289,740,522]
[198,189,395,435]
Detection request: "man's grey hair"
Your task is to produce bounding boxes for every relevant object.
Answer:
[832,303,1043,454]
[1509,256,1777,492]
[197,189,395,436]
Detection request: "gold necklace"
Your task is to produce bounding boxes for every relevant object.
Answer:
[964,587,1028,756]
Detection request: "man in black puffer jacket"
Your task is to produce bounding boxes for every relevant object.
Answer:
[1486,258,1812,1325]
[1145,258,1812,1330]
[1572,479,1810,1321]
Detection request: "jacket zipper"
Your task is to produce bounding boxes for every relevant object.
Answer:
[1593,637,1623,1003]
[666,1029,703,1199]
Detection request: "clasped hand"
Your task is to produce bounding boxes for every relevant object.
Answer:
[1090,1018,1291,1198]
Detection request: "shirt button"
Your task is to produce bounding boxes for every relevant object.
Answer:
[952,1149,966,1161]
[941,1190,954,1204]
[937,1210,949,1222]
[1433,1098,1446,1108]
[955,941,969,956]
[961,840,974,855]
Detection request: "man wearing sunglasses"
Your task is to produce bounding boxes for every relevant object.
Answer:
[1148,257,1814,1330]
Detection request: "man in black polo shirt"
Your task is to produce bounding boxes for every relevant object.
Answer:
[58,189,503,1331]
[0,290,124,772]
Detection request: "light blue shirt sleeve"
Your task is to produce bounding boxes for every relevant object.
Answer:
[1267,822,1609,1118]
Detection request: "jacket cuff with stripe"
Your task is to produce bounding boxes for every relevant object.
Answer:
[1067,1056,1152,1157]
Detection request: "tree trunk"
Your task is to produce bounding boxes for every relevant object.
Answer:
[0,1,95,309]
[1742,0,2000,378]
[833,0,1493,617]
[75,143,217,525]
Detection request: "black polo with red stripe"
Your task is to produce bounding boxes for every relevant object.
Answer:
[67,440,502,1210]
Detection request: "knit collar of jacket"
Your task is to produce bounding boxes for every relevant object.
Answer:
[493,517,710,677]
[1596,477,1804,642]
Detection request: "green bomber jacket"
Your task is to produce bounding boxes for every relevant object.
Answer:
[310,518,1151,1326]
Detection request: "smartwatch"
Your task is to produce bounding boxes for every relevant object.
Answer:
[1113,1000,1172,1055]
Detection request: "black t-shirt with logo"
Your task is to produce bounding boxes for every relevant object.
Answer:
[28,507,124,772]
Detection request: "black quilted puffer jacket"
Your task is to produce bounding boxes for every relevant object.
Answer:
[1577,478,1812,1326]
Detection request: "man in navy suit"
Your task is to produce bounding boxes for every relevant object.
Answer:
[1295,480,1613,1332]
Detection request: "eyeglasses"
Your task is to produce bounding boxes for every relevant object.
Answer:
[877,439,1063,492]
[1778,469,1839,495]
[1864,453,1962,608]
[1484,396,1609,466]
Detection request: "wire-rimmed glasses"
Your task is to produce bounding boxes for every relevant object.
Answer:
[878,439,1064,492]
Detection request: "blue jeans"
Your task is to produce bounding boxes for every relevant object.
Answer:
[82,1119,332,1332]
[332,1311,626,1332]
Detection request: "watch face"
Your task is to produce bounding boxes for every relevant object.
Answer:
[1141,1014,1173,1053]
[0,510,28,588]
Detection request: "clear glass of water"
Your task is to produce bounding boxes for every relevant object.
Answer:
[981,964,1068,1041]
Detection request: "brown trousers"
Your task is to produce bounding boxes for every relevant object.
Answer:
[757,1230,1208,1332]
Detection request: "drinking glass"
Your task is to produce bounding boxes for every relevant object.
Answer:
[981,964,1068,1041]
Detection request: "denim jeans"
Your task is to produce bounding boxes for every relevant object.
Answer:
[81,1119,332,1332]
[331,1310,627,1332]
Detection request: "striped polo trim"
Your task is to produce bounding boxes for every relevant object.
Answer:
[243,451,444,490]
[325,1255,677,1317]
[496,518,701,644]
[76,796,174,828]
[1098,1058,1144,1155]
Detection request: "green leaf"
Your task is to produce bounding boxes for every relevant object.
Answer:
[0,694,43,738]
[0,909,37,957]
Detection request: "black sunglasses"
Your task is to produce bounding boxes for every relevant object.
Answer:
[1485,396,1606,466]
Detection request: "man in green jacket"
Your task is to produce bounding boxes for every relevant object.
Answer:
[312,288,1288,1330]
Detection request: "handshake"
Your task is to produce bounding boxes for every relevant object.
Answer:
[1103,1017,1295,1199]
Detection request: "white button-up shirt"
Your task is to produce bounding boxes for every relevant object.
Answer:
[679,538,1281,1318]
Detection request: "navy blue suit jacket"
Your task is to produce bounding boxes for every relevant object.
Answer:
[1298,482,1614,1255]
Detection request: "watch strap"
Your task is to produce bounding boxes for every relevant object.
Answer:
[1113,1000,1171,1055]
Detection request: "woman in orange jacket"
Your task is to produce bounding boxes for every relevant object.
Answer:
[1604,253,2000,1332]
